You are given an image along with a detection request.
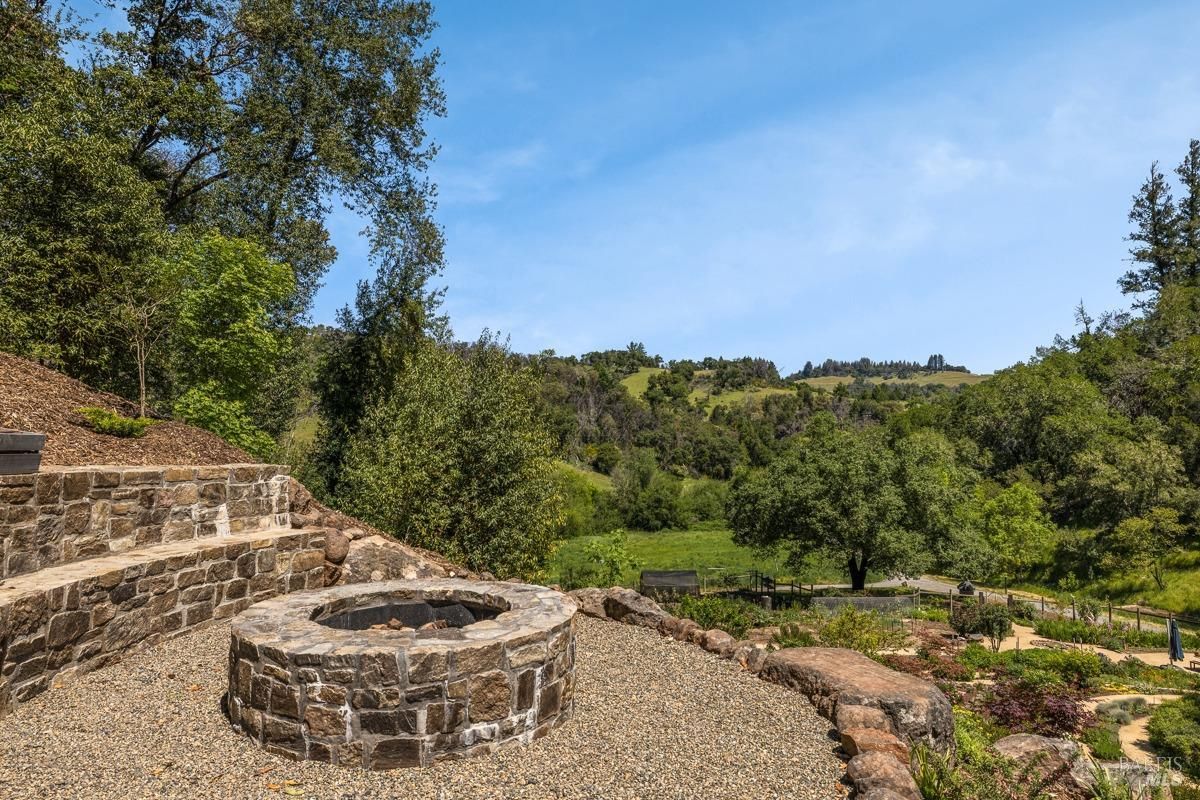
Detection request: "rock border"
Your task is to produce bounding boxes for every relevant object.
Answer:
[569,587,943,800]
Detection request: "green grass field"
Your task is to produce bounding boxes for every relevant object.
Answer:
[798,370,991,390]
[547,526,848,588]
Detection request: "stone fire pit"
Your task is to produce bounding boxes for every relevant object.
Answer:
[226,579,577,769]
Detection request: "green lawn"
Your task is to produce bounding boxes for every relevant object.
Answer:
[548,526,848,589]
[798,371,991,390]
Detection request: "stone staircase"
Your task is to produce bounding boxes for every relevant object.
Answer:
[0,464,327,717]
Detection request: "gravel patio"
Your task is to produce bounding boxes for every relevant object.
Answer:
[0,616,846,799]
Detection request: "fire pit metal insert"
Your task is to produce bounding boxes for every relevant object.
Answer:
[226,579,577,769]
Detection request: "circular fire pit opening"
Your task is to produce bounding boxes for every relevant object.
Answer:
[226,579,577,769]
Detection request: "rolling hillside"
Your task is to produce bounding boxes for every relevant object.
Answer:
[798,370,991,390]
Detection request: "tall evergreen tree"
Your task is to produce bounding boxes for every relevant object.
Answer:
[1175,140,1200,285]
[1120,162,1180,298]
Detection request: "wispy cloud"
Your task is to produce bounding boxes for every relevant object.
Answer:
[438,3,1200,373]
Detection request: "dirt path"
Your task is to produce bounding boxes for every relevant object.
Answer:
[1083,694,1183,765]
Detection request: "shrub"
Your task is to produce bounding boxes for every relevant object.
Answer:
[171,387,275,460]
[952,601,1014,651]
[958,646,1102,688]
[1098,656,1200,693]
[1147,696,1200,780]
[1009,600,1038,623]
[674,595,771,639]
[981,679,1093,737]
[679,478,728,524]
[816,604,909,657]
[582,530,639,587]
[1095,697,1149,725]
[590,442,621,475]
[772,621,816,648]
[77,406,156,438]
[1082,722,1124,760]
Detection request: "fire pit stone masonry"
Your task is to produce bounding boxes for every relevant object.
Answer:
[226,579,577,769]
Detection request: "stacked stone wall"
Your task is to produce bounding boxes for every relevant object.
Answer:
[0,465,289,580]
[0,528,325,716]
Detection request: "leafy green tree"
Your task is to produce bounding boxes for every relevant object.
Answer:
[728,424,942,590]
[1101,507,1185,590]
[0,9,170,383]
[171,234,295,404]
[611,448,685,531]
[964,483,1056,587]
[337,338,562,577]
[1060,433,1194,525]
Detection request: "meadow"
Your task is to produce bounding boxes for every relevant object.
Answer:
[547,525,850,588]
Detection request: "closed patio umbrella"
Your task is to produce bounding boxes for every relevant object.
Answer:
[1168,618,1185,664]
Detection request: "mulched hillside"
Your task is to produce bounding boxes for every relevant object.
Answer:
[0,352,252,466]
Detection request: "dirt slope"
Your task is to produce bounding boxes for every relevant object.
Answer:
[0,352,251,466]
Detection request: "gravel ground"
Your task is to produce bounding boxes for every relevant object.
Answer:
[0,617,847,800]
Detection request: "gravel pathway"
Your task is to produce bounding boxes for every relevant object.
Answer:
[0,617,846,800]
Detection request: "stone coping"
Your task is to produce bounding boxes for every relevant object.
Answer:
[231,579,576,656]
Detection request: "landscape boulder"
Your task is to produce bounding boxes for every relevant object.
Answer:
[324,529,350,564]
[732,640,768,673]
[845,752,921,800]
[759,647,954,753]
[567,588,608,619]
[841,727,911,764]
[337,535,452,584]
[992,734,1096,799]
[701,629,735,656]
[602,588,669,629]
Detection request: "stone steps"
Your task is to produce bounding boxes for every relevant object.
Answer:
[0,464,330,718]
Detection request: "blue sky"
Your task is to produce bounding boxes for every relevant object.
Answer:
[71,1,1200,374]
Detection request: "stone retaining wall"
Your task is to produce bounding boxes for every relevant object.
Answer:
[0,465,289,580]
[0,527,325,717]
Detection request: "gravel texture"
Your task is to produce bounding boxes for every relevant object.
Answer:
[0,616,847,800]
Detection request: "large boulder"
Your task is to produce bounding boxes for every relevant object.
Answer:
[992,734,1096,799]
[337,535,454,584]
[568,588,608,619]
[602,588,669,629]
[759,647,954,754]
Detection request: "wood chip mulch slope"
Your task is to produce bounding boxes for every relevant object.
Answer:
[0,352,252,466]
